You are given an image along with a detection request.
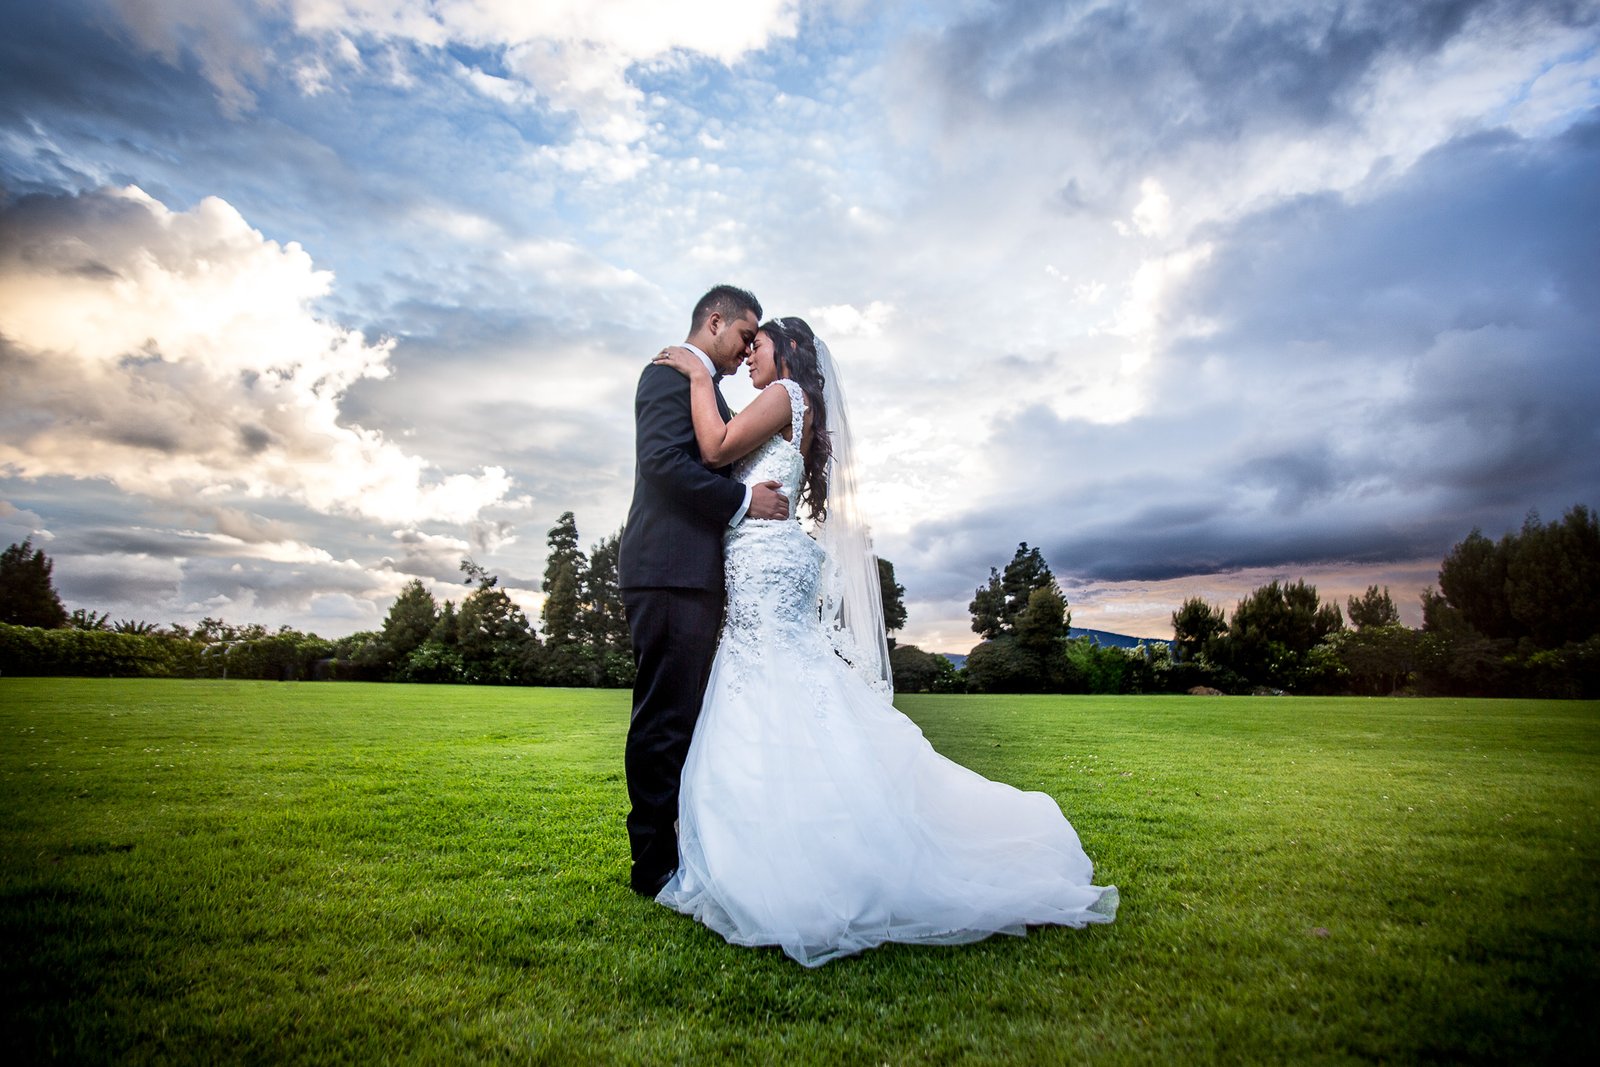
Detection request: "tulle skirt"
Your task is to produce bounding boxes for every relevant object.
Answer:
[656,634,1119,967]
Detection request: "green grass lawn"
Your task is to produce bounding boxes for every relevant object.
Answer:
[2,679,1595,1064]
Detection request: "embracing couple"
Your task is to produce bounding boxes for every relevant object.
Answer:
[618,285,1117,967]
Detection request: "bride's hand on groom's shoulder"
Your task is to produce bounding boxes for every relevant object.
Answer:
[652,346,706,379]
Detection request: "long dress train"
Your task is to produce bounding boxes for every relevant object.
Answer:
[657,379,1118,966]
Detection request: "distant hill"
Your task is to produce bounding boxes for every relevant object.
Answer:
[1068,627,1167,650]
[938,627,1167,666]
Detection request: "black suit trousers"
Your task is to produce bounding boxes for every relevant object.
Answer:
[622,585,723,895]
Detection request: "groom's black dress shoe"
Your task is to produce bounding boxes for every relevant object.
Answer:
[630,868,673,897]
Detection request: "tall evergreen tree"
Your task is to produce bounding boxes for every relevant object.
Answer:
[429,600,459,647]
[878,557,907,641]
[1171,597,1227,661]
[969,568,1007,639]
[456,581,536,685]
[381,579,439,660]
[0,539,69,629]
[1504,505,1600,648]
[580,528,633,687]
[1002,544,1053,618]
[969,542,1057,638]
[966,545,1071,692]
[541,512,587,647]
[539,512,590,685]
[581,531,626,647]
[1219,579,1343,688]
[1436,529,1513,639]
[1015,585,1070,656]
[1346,585,1400,631]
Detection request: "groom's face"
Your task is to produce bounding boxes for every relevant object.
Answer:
[708,311,760,374]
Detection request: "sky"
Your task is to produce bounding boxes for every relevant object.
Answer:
[1,0,1597,653]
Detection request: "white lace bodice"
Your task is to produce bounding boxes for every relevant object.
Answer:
[724,378,815,636]
[730,378,808,505]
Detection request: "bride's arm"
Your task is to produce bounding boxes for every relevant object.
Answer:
[654,348,792,465]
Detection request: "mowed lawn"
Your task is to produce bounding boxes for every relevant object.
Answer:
[1,680,1595,1064]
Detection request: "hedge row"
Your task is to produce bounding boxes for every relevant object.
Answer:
[0,624,334,681]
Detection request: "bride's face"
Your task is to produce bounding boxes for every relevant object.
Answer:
[746,330,780,388]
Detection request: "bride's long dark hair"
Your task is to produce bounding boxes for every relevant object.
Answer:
[762,316,832,521]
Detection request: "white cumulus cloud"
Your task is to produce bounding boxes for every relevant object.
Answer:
[0,185,513,526]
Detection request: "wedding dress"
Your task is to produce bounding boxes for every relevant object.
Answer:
[657,379,1118,966]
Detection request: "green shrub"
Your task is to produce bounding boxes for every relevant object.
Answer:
[397,641,467,684]
[0,623,199,677]
[888,644,959,694]
[964,637,1049,693]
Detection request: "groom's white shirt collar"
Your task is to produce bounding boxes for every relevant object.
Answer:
[681,342,716,378]
[675,340,751,526]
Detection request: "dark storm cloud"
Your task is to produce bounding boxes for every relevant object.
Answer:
[919,0,1596,150]
[69,527,256,559]
[907,117,1600,591]
[1051,506,1452,583]
[1173,124,1600,355]
[1165,118,1600,499]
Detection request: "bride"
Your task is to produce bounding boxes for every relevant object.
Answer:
[649,317,1117,967]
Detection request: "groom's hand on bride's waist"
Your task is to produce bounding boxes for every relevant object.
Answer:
[748,480,789,521]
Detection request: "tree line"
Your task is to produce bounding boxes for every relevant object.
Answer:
[0,510,910,689]
[329,513,639,687]
[0,513,631,686]
[917,504,1597,698]
[3,505,1595,697]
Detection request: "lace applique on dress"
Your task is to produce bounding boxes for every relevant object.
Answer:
[720,378,891,699]
[720,379,817,697]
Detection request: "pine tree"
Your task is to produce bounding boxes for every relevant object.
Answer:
[1171,597,1227,660]
[0,539,69,628]
[541,512,586,647]
[539,512,590,685]
[969,568,1007,639]
[878,557,907,641]
[969,542,1058,638]
[430,601,459,647]
[1015,585,1069,655]
[457,582,535,684]
[1346,586,1399,631]
[381,579,439,660]
[581,530,632,684]
[580,532,626,644]
[1219,579,1342,688]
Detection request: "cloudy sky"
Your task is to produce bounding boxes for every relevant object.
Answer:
[1,0,1596,652]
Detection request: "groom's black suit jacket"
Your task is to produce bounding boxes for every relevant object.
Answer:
[619,361,744,893]
[618,363,745,590]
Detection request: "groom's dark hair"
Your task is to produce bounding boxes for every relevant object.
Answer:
[690,284,762,333]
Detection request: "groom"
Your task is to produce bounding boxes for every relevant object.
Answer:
[618,284,789,896]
